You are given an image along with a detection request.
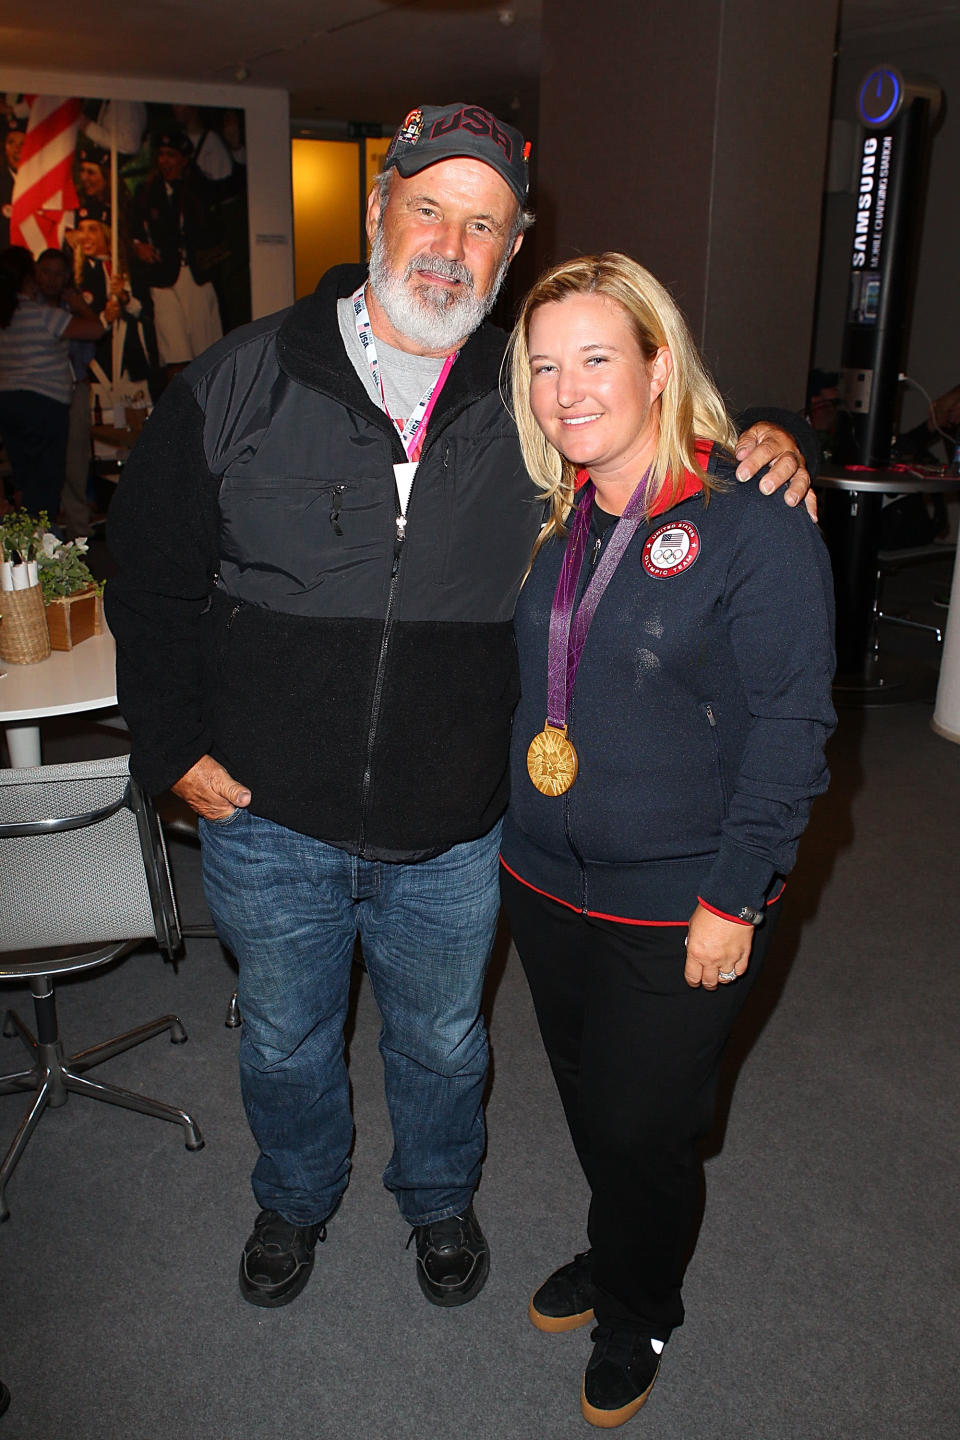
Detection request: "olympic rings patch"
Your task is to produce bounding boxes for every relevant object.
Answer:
[642,521,701,578]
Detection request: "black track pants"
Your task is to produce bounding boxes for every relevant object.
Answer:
[501,868,778,1338]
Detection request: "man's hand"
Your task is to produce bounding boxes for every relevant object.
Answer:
[684,904,754,990]
[735,423,818,522]
[132,238,161,265]
[171,754,251,821]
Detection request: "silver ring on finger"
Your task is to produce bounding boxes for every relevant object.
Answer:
[718,968,737,982]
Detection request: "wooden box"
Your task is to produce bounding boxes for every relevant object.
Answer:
[45,588,103,651]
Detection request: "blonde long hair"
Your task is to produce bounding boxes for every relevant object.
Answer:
[505,252,737,552]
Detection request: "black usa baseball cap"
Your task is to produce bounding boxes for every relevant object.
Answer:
[384,103,531,204]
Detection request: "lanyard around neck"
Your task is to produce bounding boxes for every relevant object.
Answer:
[352,282,457,466]
[547,467,653,730]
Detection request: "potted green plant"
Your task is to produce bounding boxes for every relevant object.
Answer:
[0,509,49,663]
[1,510,103,651]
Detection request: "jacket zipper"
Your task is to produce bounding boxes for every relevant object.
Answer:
[357,456,412,856]
[705,703,728,811]
[565,801,589,914]
[355,428,454,855]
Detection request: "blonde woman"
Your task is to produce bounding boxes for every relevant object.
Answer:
[500,254,836,1427]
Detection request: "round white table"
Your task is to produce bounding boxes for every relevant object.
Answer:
[0,629,117,767]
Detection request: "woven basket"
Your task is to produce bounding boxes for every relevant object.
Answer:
[46,587,103,651]
[0,583,52,664]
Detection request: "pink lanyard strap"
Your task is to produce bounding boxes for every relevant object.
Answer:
[352,282,457,462]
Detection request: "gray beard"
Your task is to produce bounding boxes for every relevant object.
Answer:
[367,223,510,353]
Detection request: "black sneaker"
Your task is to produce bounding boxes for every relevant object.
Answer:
[411,1203,489,1307]
[529,1250,596,1333]
[238,1209,326,1308]
[581,1325,661,1428]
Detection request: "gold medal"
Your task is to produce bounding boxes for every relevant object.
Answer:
[527,722,579,796]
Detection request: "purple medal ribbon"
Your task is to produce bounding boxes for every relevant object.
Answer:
[546,466,653,729]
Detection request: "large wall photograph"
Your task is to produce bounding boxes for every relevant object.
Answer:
[1,93,251,390]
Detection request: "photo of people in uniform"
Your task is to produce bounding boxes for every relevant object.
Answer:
[2,92,251,392]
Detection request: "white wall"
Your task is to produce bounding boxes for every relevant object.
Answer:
[0,65,293,320]
[812,28,960,432]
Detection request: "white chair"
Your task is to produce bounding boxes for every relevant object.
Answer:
[0,755,203,1222]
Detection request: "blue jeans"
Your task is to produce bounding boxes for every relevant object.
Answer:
[199,809,502,1227]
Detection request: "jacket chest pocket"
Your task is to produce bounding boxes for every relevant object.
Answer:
[218,476,393,602]
[431,433,537,595]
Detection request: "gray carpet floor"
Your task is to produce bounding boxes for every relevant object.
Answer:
[1,555,958,1439]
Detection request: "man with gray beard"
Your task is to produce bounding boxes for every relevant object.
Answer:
[106,103,815,1313]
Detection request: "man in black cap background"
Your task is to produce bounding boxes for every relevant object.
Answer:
[130,128,227,377]
[107,101,814,1321]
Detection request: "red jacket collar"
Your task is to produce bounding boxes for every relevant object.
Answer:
[575,439,711,517]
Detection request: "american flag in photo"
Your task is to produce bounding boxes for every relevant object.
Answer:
[10,94,82,254]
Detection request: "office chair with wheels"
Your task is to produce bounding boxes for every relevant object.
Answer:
[0,755,204,1222]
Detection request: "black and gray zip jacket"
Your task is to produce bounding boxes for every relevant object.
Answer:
[106,263,544,860]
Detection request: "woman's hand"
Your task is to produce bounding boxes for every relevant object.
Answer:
[684,904,754,990]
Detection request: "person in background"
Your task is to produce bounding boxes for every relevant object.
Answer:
[220,110,247,170]
[68,201,156,392]
[893,381,960,464]
[34,247,96,537]
[501,253,836,1427]
[106,103,816,1319]
[0,245,103,518]
[78,100,146,161]
[171,104,234,181]
[76,140,110,206]
[0,124,24,251]
[811,368,960,543]
[130,129,228,378]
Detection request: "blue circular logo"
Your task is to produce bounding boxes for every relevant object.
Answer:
[858,67,903,127]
